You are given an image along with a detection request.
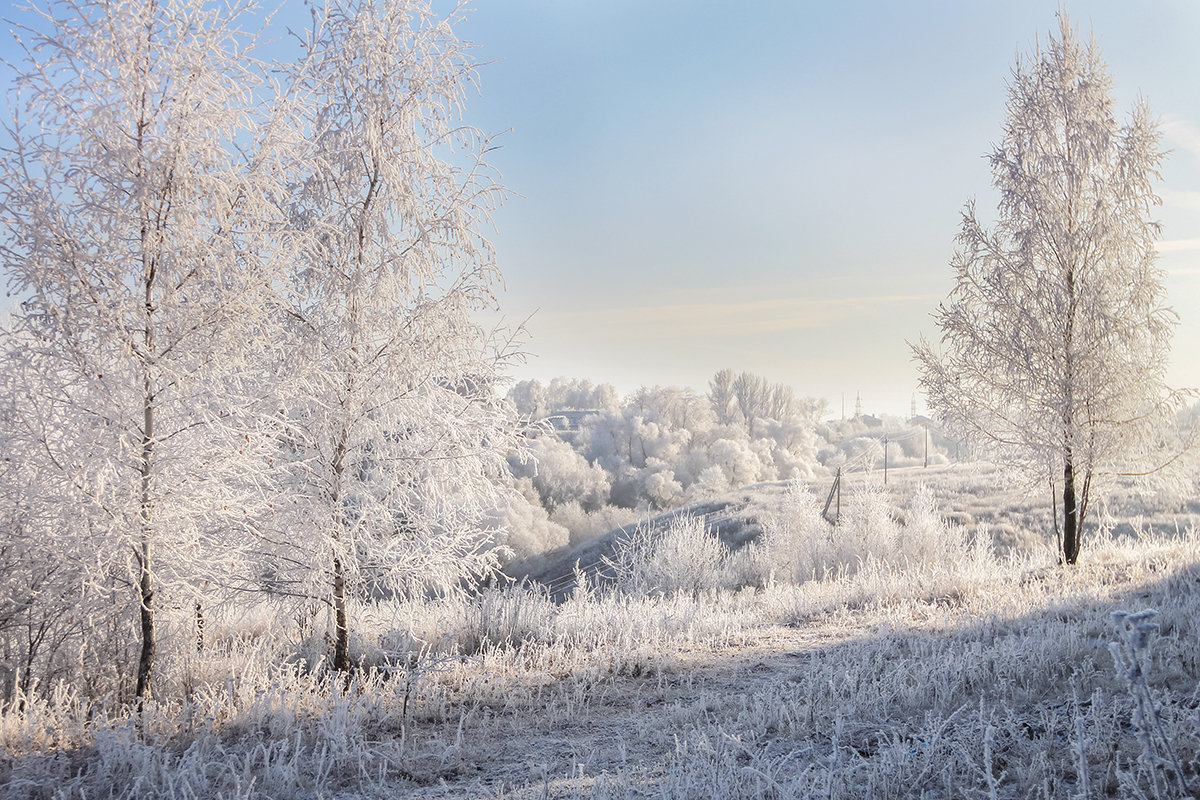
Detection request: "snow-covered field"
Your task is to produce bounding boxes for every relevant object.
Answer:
[3,464,1199,799]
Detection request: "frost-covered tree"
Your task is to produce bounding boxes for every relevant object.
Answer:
[497,374,825,535]
[508,379,549,420]
[508,436,611,512]
[914,15,1185,564]
[578,386,713,507]
[507,377,620,419]
[266,0,520,673]
[0,0,285,700]
[709,369,823,443]
[709,369,739,426]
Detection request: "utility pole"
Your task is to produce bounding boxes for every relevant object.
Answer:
[923,423,928,469]
[883,434,889,485]
[822,467,842,525]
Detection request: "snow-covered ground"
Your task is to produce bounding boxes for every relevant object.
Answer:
[3,464,1199,798]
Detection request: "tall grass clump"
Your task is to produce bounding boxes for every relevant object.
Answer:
[459,583,556,652]
[743,480,990,593]
[605,515,727,597]
[751,480,833,583]
[1109,609,1199,798]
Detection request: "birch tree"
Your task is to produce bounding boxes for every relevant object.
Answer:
[265,0,520,673]
[0,0,284,700]
[913,15,1185,564]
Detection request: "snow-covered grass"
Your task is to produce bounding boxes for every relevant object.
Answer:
[3,474,1200,798]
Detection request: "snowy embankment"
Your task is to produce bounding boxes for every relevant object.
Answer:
[3,467,1200,799]
[507,480,786,600]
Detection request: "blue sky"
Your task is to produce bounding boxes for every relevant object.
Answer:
[3,0,1198,416]
[452,0,1200,415]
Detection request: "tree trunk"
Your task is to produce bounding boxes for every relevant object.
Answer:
[135,393,156,702]
[330,430,351,675]
[134,72,157,703]
[332,555,349,672]
[135,543,154,701]
[1062,458,1080,565]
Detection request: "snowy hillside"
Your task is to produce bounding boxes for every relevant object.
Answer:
[507,481,788,599]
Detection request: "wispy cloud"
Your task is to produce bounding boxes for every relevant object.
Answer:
[1162,115,1200,163]
[536,293,941,341]
[1160,189,1200,216]
[1156,238,1200,253]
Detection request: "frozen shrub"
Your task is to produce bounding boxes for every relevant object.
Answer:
[607,515,726,597]
[839,479,899,563]
[898,483,955,565]
[685,465,731,502]
[704,437,768,489]
[748,480,987,591]
[489,492,569,560]
[507,436,611,511]
[754,481,834,584]
[642,466,684,510]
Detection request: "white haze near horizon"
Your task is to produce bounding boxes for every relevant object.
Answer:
[1,0,1199,417]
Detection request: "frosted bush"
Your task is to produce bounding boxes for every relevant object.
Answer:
[705,437,768,489]
[898,483,956,565]
[507,436,611,511]
[763,433,820,482]
[754,481,834,584]
[745,481,983,592]
[642,466,684,510]
[490,492,569,559]
[607,515,726,597]
[685,464,731,501]
[839,479,899,563]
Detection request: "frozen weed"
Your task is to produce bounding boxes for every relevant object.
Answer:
[604,514,726,597]
[459,583,556,653]
[1110,609,1197,799]
[753,480,832,584]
